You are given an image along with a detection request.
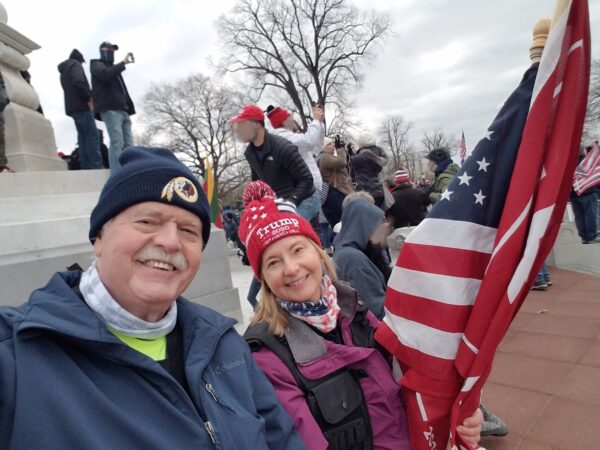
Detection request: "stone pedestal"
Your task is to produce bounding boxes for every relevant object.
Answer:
[0,3,66,171]
[0,170,241,320]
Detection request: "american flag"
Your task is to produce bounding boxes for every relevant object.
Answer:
[573,142,600,195]
[375,1,590,449]
[459,131,467,165]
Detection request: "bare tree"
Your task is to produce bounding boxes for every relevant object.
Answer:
[421,128,458,155]
[583,59,600,141]
[140,74,251,200]
[378,114,420,178]
[217,0,391,131]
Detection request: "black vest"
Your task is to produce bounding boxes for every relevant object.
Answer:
[245,298,375,450]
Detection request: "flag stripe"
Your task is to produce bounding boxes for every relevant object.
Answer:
[399,243,491,279]
[405,218,497,253]
[383,312,463,360]
[530,1,569,106]
[376,322,460,380]
[384,292,471,333]
[388,267,482,307]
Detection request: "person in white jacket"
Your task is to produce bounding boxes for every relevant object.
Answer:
[267,104,325,222]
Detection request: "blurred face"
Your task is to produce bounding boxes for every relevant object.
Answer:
[93,202,203,321]
[233,120,259,143]
[427,159,437,173]
[282,116,297,132]
[261,236,323,303]
[370,220,392,246]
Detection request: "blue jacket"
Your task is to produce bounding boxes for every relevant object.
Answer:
[333,200,387,319]
[0,271,306,450]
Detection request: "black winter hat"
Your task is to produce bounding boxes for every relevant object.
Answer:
[89,147,212,247]
[69,49,85,63]
[426,147,451,164]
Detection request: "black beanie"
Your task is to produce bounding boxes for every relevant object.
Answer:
[426,147,451,164]
[89,147,212,247]
[69,49,85,63]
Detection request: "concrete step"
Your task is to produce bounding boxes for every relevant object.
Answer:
[0,169,109,198]
[0,192,100,225]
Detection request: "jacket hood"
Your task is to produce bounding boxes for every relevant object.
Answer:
[336,200,384,251]
[18,271,236,356]
[356,146,388,166]
[69,49,85,63]
[57,59,76,74]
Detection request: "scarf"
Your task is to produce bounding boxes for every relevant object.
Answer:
[435,158,454,176]
[278,275,341,333]
[79,263,177,339]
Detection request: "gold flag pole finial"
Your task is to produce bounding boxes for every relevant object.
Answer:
[530,18,551,63]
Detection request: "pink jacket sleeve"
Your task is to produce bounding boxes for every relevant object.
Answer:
[252,347,328,450]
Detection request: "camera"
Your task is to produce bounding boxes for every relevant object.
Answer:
[334,134,345,150]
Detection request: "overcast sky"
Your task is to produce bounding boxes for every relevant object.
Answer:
[2,0,599,154]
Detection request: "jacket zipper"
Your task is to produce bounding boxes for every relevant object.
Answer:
[203,380,245,449]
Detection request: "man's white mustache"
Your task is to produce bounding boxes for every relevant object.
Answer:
[136,246,188,271]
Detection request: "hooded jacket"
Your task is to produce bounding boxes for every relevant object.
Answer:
[350,146,389,200]
[58,50,92,116]
[90,59,135,116]
[0,271,305,450]
[333,200,387,319]
[248,281,410,450]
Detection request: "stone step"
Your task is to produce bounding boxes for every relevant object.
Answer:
[0,215,89,257]
[0,169,109,198]
[0,192,100,225]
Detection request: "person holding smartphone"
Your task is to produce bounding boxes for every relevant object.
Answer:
[91,41,136,171]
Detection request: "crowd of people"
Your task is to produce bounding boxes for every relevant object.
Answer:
[0,39,598,448]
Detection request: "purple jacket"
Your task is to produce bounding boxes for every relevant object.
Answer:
[252,282,411,450]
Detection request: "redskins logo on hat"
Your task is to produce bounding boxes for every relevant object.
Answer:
[161,177,199,203]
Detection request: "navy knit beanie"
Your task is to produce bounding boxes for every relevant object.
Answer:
[89,147,211,246]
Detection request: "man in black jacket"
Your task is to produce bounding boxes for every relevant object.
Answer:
[229,104,315,309]
[229,105,314,206]
[58,49,104,170]
[91,41,135,171]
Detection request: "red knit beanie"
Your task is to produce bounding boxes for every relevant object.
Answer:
[239,181,321,280]
[267,107,290,129]
[394,169,411,185]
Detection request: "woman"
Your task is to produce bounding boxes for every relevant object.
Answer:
[317,137,354,228]
[239,181,482,450]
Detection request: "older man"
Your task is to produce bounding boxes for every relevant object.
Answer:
[0,147,305,449]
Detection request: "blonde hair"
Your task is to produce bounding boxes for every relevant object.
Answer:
[342,191,375,209]
[250,239,337,337]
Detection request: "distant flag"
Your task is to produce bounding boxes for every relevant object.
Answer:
[375,1,590,449]
[459,131,467,165]
[203,156,223,229]
[573,141,600,195]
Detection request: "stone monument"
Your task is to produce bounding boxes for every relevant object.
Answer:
[0,2,65,170]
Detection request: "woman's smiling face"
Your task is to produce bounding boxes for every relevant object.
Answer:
[261,236,323,303]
